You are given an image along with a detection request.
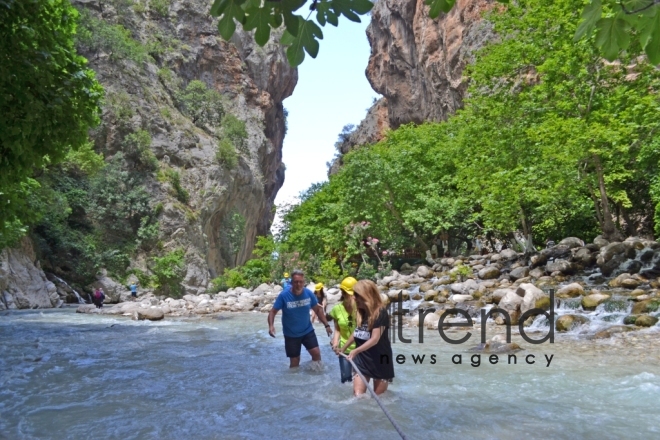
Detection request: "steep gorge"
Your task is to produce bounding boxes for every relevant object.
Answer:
[1,0,296,308]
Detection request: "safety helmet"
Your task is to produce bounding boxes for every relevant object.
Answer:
[315,282,324,291]
[284,272,289,278]
[339,277,358,295]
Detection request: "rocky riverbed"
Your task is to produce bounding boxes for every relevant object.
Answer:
[74,235,660,340]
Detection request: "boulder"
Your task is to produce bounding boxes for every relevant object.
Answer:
[499,291,523,311]
[419,282,434,293]
[598,242,625,264]
[492,288,515,303]
[556,283,584,298]
[546,259,576,275]
[449,294,473,303]
[478,266,500,280]
[529,267,545,279]
[593,235,609,249]
[556,314,589,332]
[509,266,530,281]
[581,293,610,310]
[574,248,595,265]
[631,299,659,315]
[500,249,518,260]
[634,314,659,327]
[416,265,431,278]
[621,278,642,289]
[558,237,584,248]
[252,283,273,296]
[516,283,548,314]
[133,308,164,321]
[424,290,438,301]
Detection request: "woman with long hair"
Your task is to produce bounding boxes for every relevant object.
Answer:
[336,279,394,396]
[329,277,357,383]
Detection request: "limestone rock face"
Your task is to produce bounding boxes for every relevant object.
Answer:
[57,1,298,292]
[0,238,59,310]
[366,0,495,127]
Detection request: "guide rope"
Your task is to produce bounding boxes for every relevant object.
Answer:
[340,353,408,440]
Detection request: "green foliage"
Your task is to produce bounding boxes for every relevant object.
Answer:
[123,130,158,172]
[221,113,248,153]
[75,8,150,64]
[0,0,102,243]
[220,209,246,266]
[106,91,134,122]
[176,80,224,129]
[216,139,239,168]
[278,0,660,269]
[151,0,170,16]
[61,141,105,176]
[210,267,248,291]
[162,169,190,204]
[150,249,186,296]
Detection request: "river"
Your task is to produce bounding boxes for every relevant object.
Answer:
[1,308,659,439]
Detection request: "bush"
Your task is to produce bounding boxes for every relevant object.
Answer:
[162,169,189,204]
[220,113,248,153]
[150,248,186,297]
[150,0,170,16]
[122,130,158,171]
[216,138,238,168]
[210,267,248,292]
[176,80,224,129]
[75,9,149,64]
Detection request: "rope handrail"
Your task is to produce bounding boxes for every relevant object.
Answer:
[339,353,408,440]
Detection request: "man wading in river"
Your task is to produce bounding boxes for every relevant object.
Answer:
[268,270,332,368]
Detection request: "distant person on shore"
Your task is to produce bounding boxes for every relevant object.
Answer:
[329,277,357,383]
[336,279,394,396]
[310,283,327,324]
[92,288,105,308]
[129,282,138,300]
[280,272,291,290]
[268,270,332,368]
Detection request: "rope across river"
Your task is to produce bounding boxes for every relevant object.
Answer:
[340,353,408,440]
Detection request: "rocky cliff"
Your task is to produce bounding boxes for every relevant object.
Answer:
[1,0,297,307]
[332,0,495,168]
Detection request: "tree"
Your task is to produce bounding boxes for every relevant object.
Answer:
[0,0,102,244]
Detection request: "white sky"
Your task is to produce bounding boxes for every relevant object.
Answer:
[272,16,379,233]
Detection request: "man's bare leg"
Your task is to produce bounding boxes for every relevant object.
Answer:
[308,346,321,361]
[289,356,300,368]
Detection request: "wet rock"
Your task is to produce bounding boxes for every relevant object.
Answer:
[541,245,572,261]
[593,235,609,249]
[419,282,434,293]
[492,288,515,303]
[621,278,642,289]
[416,265,431,278]
[634,314,659,327]
[556,314,589,331]
[574,248,595,265]
[133,308,164,321]
[517,283,547,314]
[559,237,584,249]
[509,266,530,281]
[546,259,576,275]
[631,299,659,314]
[591,326,632,339]
[529,267,545,279]
[424,290,438,301]
[600,254,626,277]
[623,315,638,325]
[478,266,500,280]
[556,283,584,298]
[598,242,625,264]
[581,293,610,311]
[387,290,409,301]
[449,294,473,303]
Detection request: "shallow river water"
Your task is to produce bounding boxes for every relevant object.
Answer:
[1,309,659,439]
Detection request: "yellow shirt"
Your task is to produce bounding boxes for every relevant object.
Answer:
[330,303,357,353]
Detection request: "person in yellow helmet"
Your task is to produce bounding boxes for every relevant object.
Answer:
[280,272,291,289]
[310,282,327,324]
[329,277,358,383]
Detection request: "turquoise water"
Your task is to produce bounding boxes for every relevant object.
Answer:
[1,309,659,439]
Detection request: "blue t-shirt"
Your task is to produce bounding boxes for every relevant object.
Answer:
[273,287,318,337]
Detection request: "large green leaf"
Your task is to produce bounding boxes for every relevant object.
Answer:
[595,17,630,60]
[640,11,660,63]
[215,0,246,40]
[244,7,273,46]
[286,18,324,66]
[424,0,456,19]
[574,0,601,41]
[331,0,362,22]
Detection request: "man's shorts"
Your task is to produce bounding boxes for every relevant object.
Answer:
[131,291,137,297]
[284,330,319,358]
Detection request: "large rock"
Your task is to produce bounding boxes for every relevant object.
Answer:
[499,249,518,260]
[90,271,127,303]
[597,242,625,265]
[581,293,610,310]
[516,283,548,315]
[529,267,545,279]
[478,266,500,280]
[593,235,609,249]
[0,237,59,309]
[634,314,659,327]
[556,283,584,298]
[574,247,595,265]
[556,314,589,332]
[133,308,165,321]
[558,237,584,249]
[509,266,530,281]
[546,259,576,275]
[416,265,431,278]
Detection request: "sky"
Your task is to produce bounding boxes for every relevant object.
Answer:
[272,16,379,232]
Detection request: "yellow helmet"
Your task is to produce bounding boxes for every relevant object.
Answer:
[284,272,289,278]
[339,277,358,295]
[315,282,324,291]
